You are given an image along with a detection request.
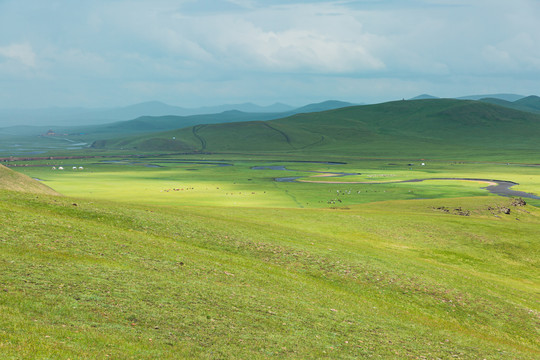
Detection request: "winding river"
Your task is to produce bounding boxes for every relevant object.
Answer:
[252,165,540,200]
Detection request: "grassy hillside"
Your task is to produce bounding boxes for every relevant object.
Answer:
[481,95,540,114]
[1,188,539,359]
[292,100,356,113]
[71,101,359,139]
[92,99,540,160]
[0,164,60,195]
[515,95,540,112]
[77,111,287,138]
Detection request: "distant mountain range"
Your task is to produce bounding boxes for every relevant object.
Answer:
[409,94,439,100]
[458,94,526,102]
[292,100,356,113]
[1,94,538,128]
[409,93,527,102]
[55,100,358,138]
[0,101,296,128]
[0,100,358,128]
[408,93,540,114]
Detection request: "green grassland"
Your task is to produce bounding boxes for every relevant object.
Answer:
[1,98,540,358]
[4,155,540,358]
[1,187,539,359]
[12,156,540,208]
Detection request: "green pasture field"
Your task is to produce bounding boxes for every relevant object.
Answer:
[0,187,539,359]
[11,155,540,208]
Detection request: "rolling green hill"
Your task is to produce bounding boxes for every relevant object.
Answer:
[0,164,60,195]
[515,95,540,112]
[77,100,359,137]
[75,110,287,138]
[93,99,540,160]
[292,100,356,113]
[480,95,540,114]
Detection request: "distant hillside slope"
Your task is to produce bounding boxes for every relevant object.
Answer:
[459,93,525,102]
[0,164,60,195]
[514,95,540,112]
[75,110,287,137]
[293,100,357,113]
[0,100,354,128]
[64,100,359,139]
[480,95,540,115]
[0,101,294,127]
[92,99,540,159]
[409,94,439,100]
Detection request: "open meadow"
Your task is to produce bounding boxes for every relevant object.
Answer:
[10,153,540,208]
[2,149,539,359]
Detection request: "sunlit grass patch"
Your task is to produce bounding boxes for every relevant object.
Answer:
[12,156,540,209]
[1,190,539,358]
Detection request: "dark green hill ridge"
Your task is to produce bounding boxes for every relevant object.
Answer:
[77,111,286,137]
[480,95,540,114]
[92,99,540,159]
[0,164,60,195]
[73,100,359,139]
[515,95,540,111]
[293,100,357,113]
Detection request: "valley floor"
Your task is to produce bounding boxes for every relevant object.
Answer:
[1,154,539,358]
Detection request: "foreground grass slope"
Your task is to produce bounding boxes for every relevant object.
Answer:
[92,99,540,160]
[0,164,59,195]
[1,187,538,359]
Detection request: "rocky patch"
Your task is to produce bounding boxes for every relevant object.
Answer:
[433,198,528,217]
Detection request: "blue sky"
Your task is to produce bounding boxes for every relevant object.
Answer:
[0,0,539,108]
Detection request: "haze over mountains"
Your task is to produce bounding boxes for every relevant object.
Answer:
[2,93,537,129]
[0,100,359,128]
[0,101,293,128]
[410,93,527,102]
[409,94,540,115]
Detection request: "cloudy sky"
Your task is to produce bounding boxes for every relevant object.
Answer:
[0,0,539,108]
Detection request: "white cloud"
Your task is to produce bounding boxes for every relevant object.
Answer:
[0,0,539,107]
[167,3,386,74]
[207,20,385,73]
[0,43,36,67]
[482,32,540,72]
[226,0,255,8]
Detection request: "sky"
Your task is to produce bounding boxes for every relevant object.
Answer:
[0,0,539,109]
